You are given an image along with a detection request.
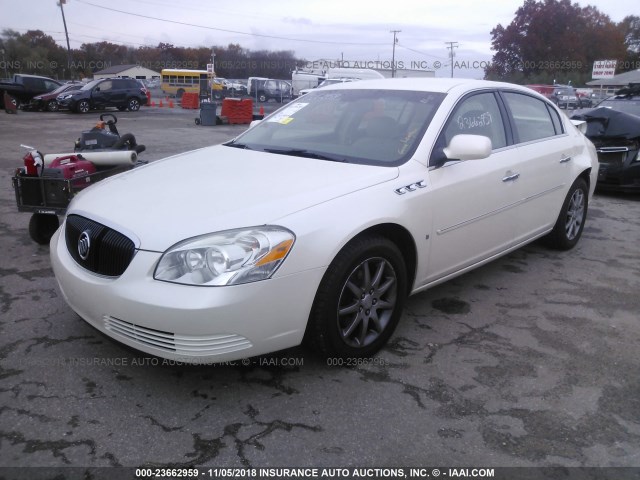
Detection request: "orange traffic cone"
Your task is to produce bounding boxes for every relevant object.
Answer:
[159,100,163,108]
[259,106,264,116]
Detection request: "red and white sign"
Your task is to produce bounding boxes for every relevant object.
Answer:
[592,60,616,79]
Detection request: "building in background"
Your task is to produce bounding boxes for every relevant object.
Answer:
[93,64,160,80]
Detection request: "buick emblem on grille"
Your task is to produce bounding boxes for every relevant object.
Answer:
[78,230,91,260]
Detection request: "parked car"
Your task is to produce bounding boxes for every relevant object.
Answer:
[0,74,61,109]
[28,82,83,111]
[50,78,598,364]
[572,84,640,191]
[526,84,581,109]
[57,77,148,113]
[248,77,292,102]
[222,79,247,96]
[550,85,581,109]
[576,91,611,108]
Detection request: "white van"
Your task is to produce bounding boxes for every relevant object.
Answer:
[291,71,325,97]
[326,68,385,80]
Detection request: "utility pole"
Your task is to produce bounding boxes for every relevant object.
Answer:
[445,41,459,78]
[390,30,401,78]
[57,0,72,78]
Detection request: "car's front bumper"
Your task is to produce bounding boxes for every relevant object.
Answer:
[50,225,324,363]
[56,97,76,109]
[595,147,640,191]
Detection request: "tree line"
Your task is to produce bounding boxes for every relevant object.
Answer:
[486,0,640,85]
[0,30,302,80]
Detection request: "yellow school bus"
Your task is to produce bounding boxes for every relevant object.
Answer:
[160,69,221,98]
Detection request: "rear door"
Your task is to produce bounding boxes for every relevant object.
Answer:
[499,91,573,241]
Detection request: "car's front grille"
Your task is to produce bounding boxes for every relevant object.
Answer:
[65,214,135,276]
[103,316,253,356]
[596,147,628,166]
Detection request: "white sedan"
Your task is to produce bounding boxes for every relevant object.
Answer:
[50,78,598,363]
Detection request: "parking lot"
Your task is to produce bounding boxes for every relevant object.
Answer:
[1,106,639,475]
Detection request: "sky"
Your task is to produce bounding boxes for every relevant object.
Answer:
[1,0,636,78]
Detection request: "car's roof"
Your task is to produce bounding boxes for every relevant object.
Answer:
[320,77,536,94]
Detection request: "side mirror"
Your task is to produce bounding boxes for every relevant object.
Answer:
[443,134,492,161]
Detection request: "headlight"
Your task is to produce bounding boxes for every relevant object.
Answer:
[154,226,295,286]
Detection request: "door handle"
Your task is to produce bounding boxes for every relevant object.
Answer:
[502,172,520,182]
[560,155,572,163]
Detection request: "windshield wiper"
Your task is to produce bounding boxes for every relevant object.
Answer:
[263,148,347,162]
[224,141,253,150]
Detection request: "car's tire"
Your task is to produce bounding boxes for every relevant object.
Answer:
[127,98,141,111]
[76,100,90,113]
[28,213,60,245]
[544,177,588,250]
[258,93,267,102]
[305,235,407,359]
[46,100,59,112]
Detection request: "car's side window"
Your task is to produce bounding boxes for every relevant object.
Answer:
[547,104,564,135]
[502,92,558,143]
[441,92,507,150]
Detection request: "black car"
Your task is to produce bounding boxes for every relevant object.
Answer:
[57,77,148,113]
[572,85,640,192]
[0,74,61,109]
[248,78,292,103]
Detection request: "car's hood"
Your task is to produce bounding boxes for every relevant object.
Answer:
[68,145,399,251]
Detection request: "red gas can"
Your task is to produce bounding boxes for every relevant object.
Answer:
[23,150,43,176]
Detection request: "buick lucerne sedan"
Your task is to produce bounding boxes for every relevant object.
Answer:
[50,78,598,363]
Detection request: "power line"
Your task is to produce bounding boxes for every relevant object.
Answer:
[74,0,388,46]
[397,43,447,60]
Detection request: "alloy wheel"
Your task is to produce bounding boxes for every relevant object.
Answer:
[337,257,398,348]
[565,188,585,240]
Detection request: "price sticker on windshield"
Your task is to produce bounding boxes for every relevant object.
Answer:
[267,102,309,124]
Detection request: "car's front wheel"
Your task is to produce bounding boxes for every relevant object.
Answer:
[46,100,59,112]
[127,98,141,111]
[306,235,407,358]
[28,213,60,245]
[76,100,90,113]
[544,177,588,250]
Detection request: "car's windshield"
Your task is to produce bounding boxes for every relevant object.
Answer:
[80,79,101,91]
[52,84,77,94]
[228,89,445,166]
[597,98,640,117]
